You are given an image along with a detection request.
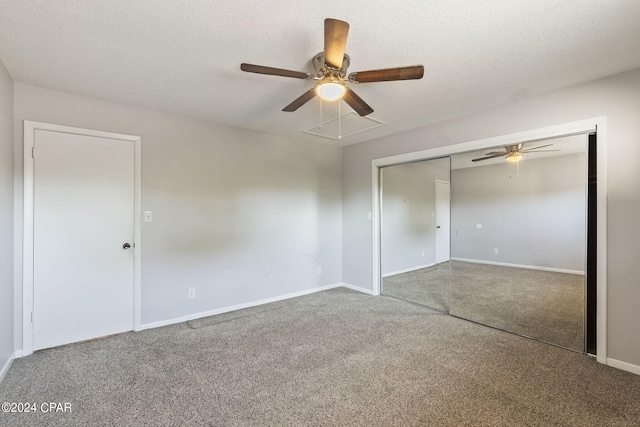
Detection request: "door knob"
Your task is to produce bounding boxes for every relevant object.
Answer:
[436,226,441,229]
[123,243,131,250]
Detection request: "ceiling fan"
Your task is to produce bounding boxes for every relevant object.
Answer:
[240,18,424,116]
[471,143,560,163]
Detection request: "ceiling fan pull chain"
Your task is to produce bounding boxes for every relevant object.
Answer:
[517,161,520,177]
[338,100,342,139]
[319,98,323,128]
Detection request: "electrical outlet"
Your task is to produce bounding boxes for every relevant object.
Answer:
[493,248,499,255]
[188,288,195,299]
[317,266,322,275]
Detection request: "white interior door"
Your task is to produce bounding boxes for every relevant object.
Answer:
[33,129,134,350]
[435,180,451,264]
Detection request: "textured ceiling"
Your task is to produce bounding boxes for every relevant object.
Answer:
[1,1,639,146]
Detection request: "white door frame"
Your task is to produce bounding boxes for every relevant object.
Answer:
[371,117,607,364]
[434,179,450,264]
[22,121,142,357]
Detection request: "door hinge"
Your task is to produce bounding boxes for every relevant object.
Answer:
[31,311,33,323]
[31,147,34,158]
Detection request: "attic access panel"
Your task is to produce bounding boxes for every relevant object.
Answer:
[303,111,387,140]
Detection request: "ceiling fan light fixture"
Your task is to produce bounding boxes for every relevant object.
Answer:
[314,78,346,101]
[506,152,523,163]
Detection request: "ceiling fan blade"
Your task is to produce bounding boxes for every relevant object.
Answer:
[324,18,349,69]
[484,151,509,156]
[343,87,374,116]
[471,153,507,162]
[241,63,312,79]
[348,65,424,83]
[282,89,316,112]
[521,144,553,152]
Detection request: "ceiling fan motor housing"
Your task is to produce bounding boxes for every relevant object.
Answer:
[313,52,350,78]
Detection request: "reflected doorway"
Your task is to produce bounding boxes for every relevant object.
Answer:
[435,180,450,264]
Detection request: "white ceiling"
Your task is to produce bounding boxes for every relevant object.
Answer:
[1,1,639,147]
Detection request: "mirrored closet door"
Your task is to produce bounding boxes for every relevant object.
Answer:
[378,134,590,353]
[380,157,451,312]
[448,135,588,352]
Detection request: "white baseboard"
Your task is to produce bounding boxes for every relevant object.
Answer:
[140,283,343,330]
[607,358,640,376]
[0,352,15,383]
[341,282,377,296]
[14,350,24,358]
[382,263,435,278]
[451,257,585,275]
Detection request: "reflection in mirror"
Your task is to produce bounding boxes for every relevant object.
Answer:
[380,157,451,311]
[449,135,587,351]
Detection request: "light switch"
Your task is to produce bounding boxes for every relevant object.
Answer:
[144,211,153,223]
[367,212,372,220]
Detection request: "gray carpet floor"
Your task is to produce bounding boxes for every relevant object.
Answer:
[450,261,584,352]
[383,262,451,312]
[2,288,639,427]
[383,261,584,352]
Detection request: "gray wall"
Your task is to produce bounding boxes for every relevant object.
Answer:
[13,83,342,349]
[451,153,586,272]
[0,61,14,370]
[381,159,449,275]
[342,68,640,366]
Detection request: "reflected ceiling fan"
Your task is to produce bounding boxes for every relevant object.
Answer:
[240,18,424,116]
[471,143,559,163]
